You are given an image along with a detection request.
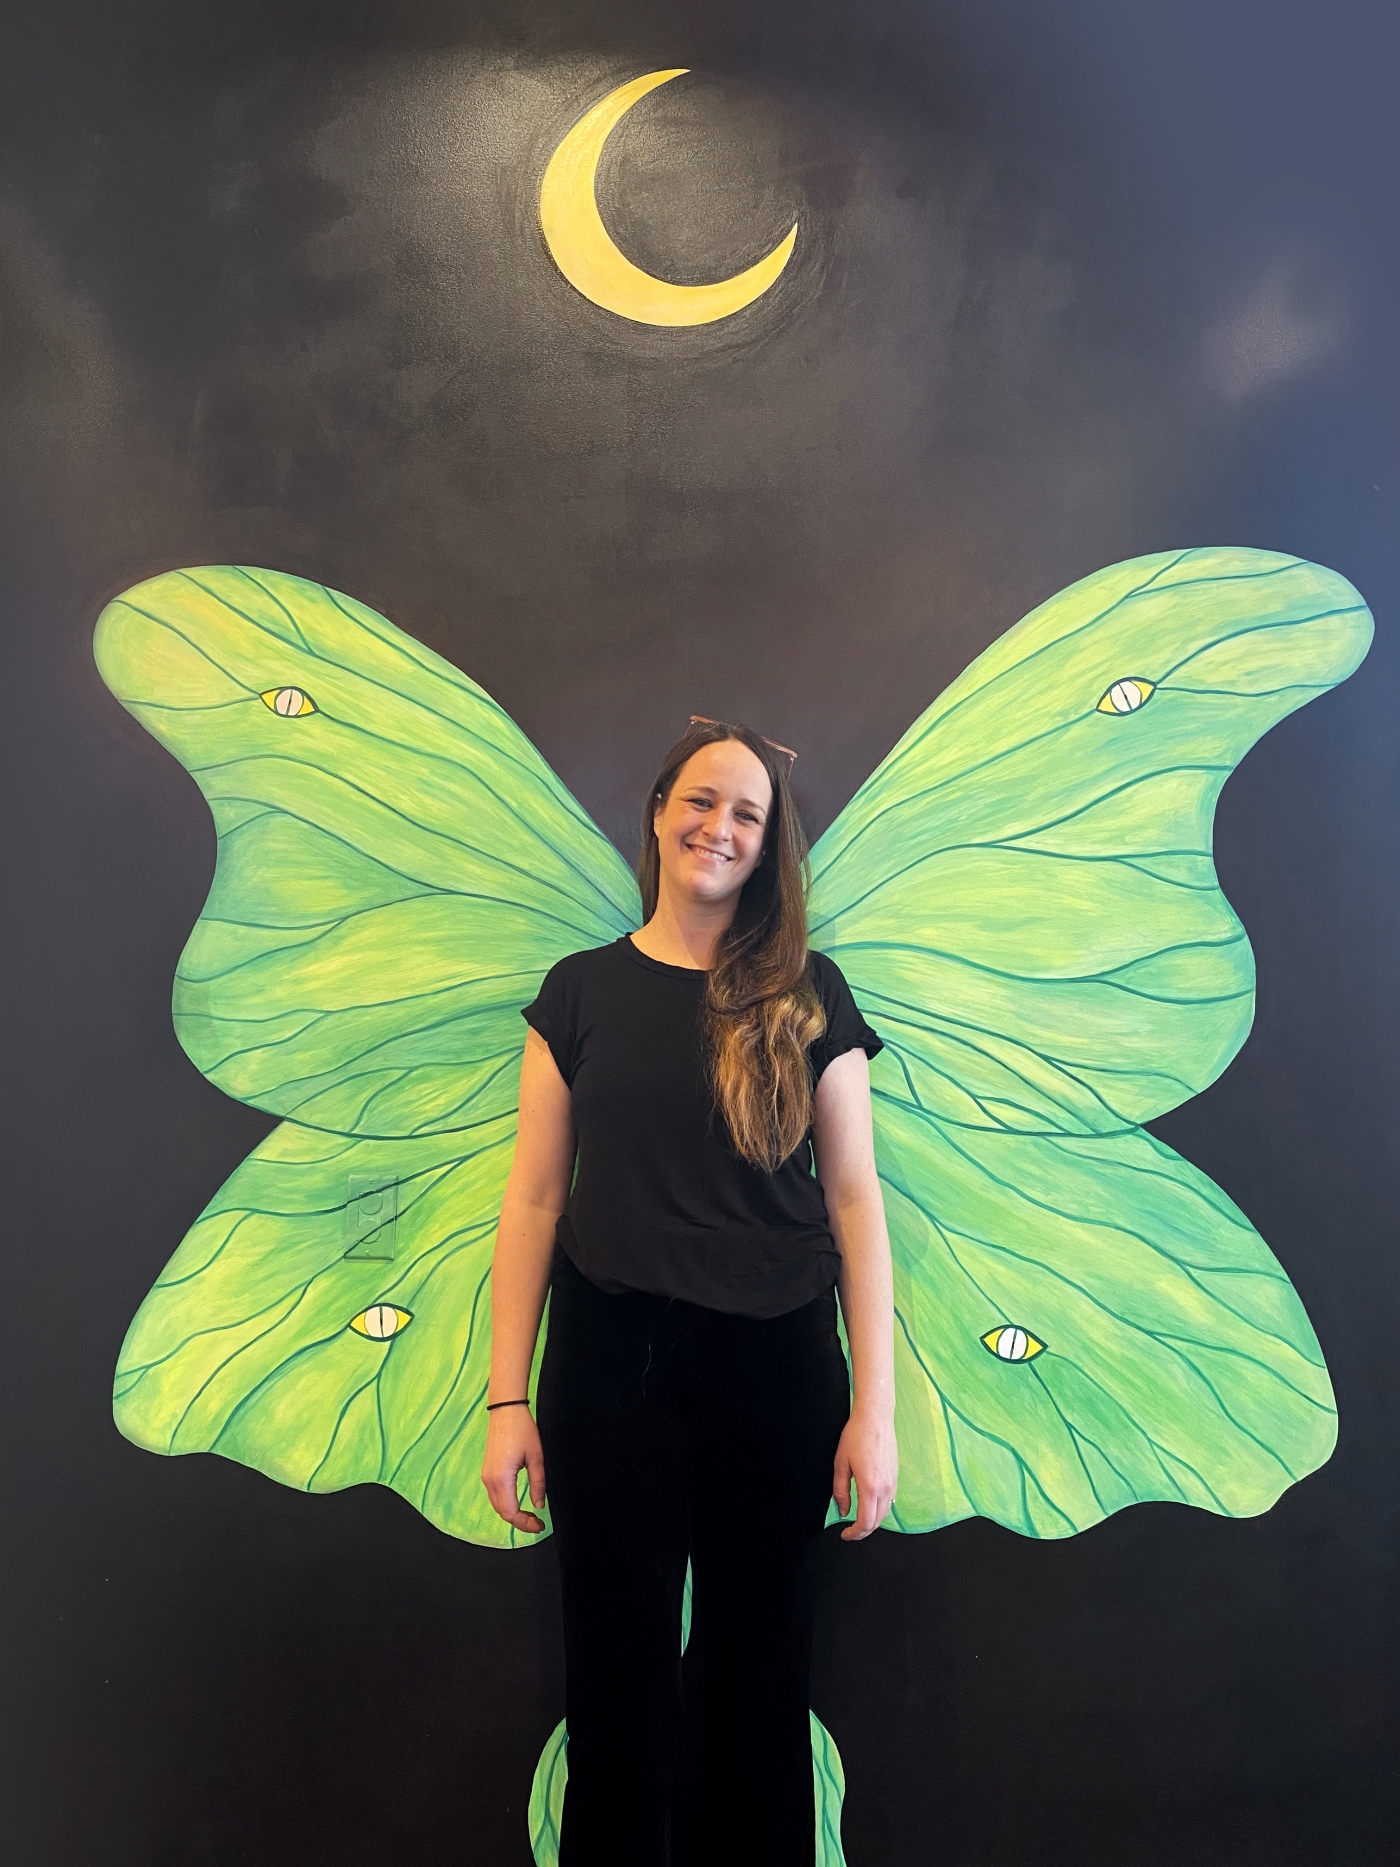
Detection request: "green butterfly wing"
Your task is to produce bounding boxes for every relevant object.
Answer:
[809,547,1371,1536]
[96,567,637,1137]
[96,567,639,1543]
[112,1122,529,1544]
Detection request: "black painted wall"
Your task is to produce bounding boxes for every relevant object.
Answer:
[3,2,1397,1862]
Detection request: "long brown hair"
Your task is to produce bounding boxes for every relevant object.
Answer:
[638,719,824,1171]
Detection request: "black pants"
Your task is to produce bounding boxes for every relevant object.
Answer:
[536,1251,851,1867]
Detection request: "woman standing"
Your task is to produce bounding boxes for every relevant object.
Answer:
[481,718,898,1867]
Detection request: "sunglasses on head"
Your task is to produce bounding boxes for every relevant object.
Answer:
[687,715,798,773]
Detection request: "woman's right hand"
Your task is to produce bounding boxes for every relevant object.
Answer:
[481,1406,547,1534]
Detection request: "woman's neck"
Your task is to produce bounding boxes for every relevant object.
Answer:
[630,885,735,971]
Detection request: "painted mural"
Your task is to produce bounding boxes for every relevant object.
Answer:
[93,546,1370,1860]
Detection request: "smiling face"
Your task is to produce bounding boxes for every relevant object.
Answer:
[652,738,774,910]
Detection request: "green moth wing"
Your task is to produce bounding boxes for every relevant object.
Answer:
[113,1119,533,1546]
[95,567,638,1137]
[810,547,1371,1535]
[875,1115,1335,1534]
[97,567,639,1540]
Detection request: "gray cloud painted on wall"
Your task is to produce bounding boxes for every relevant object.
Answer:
[1203,256,1346,405]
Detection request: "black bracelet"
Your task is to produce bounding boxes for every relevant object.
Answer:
[486,1397,532,1411]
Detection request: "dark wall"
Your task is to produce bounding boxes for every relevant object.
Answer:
[3,2,1397,1862]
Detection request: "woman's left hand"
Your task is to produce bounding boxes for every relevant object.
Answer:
[833,1407,898,1541]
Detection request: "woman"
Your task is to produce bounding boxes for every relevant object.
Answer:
[481,717,898,1867]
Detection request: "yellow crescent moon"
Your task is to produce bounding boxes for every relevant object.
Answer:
[539,69,798,327]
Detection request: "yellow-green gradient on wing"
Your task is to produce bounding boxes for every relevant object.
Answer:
[95,568,639,1137]
[809,547,1371,1536]
[114,1121,531,1546]
[96,567,640,1538]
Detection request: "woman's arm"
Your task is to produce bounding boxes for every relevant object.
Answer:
[480,1027,576,1534]
[812,1046,899,1541]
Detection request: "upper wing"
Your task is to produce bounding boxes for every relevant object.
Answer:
[810,548,1371,1536]
[810,548,1369,1136]
[95,567,638,1137]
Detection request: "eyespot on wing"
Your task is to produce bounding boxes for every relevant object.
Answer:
[1096,677,1155,715]
[260,686,317,717]
[348,1305,413,1340]
[981,1324,1046,1362]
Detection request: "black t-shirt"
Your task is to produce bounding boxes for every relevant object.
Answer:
[521,935,884,1319]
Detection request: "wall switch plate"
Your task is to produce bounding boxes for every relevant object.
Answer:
[344,1175,397,1259]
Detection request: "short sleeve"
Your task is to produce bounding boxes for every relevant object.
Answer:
[521,958,579,1088]
[807,952,884,1079]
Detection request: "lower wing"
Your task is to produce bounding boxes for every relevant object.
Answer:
[875,1092,1335,1535]
[113,1117,534,1547]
